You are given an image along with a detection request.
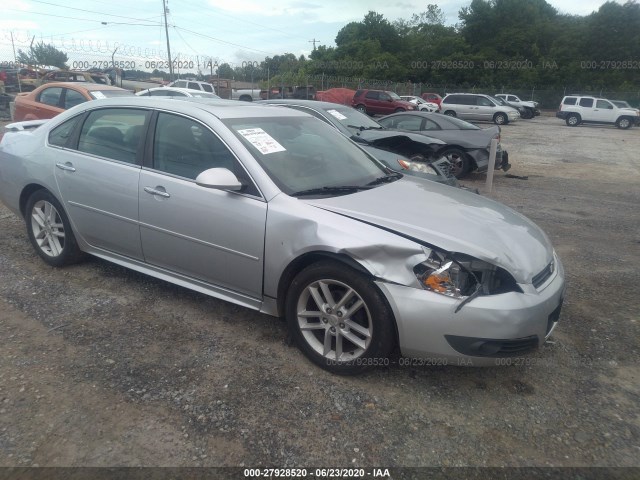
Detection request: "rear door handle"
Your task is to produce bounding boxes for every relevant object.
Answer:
[144,186,171,198]
[56,162,76,172]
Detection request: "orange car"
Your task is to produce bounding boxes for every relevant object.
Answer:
[13,82,133,121]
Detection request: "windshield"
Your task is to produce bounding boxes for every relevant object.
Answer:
[223,116,388,196]
[611,100,631,108]
[388,91,401,100]
[318,105,383,135]
[190,91,220,98]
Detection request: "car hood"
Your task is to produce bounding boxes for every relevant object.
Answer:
[305,177,552,283]
[355,128,445,147]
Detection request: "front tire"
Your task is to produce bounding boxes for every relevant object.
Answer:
[440,147,471,179]
[394,107,406,113]
[25,190,83,267]
[566,114,580,127]
[355,104,367,114]
[616,117,632,129]
[494,113,508,125]
[443,110,456,117]
[285,261,395,375]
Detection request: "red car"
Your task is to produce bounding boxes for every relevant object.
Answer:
[352,89,417,115]
[420,92,443,108]
[13,82,132,121]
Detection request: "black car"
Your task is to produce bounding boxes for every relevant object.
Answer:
[258,99,458,185]
[378,111,511,179]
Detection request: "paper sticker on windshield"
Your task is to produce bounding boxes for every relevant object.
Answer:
[92,91,106,99]
[327,109,348,120]
[237,128,286,154]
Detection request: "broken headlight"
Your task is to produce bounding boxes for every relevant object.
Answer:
[414,249,521,299]
[397,158,438,175]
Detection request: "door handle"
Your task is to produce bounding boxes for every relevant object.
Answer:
[55,162,76,172]
[144,186,171,198]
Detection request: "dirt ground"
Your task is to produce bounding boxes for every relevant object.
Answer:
[0,114,638,472]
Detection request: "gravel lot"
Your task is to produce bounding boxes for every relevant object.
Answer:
[0,114,638,473]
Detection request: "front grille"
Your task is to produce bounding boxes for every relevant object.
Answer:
[445,335,539,357]
[532,260,555,289]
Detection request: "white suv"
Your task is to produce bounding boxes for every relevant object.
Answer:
[556,95,639,129]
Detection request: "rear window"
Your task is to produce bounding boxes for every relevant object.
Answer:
[89,90,134,99]
[563,97,578,105]
[201,83,214,93]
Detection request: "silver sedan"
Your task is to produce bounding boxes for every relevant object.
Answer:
[0,97,565,374]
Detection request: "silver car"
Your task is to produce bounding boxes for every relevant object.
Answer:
[0,97,565,374]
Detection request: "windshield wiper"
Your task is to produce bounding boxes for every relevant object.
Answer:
[290,185,373,197]
[365,172,403,186]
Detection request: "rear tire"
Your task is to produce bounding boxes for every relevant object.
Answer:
[25,190,84,267]
[443,110,456,117]
[285,261,395,375]
[394,107,406,113]
[356,104,367,114]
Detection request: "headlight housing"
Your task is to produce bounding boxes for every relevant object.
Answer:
[413,249,521,298]
[397,158,438,175]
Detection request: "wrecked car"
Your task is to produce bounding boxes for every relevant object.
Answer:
[378,111,511,179]
[259,99,458,184]
[0,97,565,374]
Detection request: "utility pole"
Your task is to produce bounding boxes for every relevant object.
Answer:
[163,0,174,81]
[308,38,320,50]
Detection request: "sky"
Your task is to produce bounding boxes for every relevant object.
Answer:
[0,0,620,71]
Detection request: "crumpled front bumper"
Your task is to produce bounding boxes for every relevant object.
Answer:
[469,147,510,172]
[376,256,566,366]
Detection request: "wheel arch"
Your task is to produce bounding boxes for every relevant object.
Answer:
[276,251,370,316]
[276,250,400,347]
[19,183,48,217]
[436,145,477,170]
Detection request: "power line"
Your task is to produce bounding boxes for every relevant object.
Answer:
[171,0,310,43]
[173,26,276,56]
[28,0,162,25]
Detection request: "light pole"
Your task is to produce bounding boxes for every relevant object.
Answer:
[162,0,174,81]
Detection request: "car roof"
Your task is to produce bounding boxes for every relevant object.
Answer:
[66,96,312,119]
[137,86,216,95]
[34,82,128,92]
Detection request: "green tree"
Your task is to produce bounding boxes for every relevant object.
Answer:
[17,42,68,68]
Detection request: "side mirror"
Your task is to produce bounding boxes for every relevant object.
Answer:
[195,168,243,191]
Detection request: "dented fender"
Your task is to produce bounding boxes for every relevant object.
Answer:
[263,193,428,301]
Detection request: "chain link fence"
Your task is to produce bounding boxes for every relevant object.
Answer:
[2,36,639,111]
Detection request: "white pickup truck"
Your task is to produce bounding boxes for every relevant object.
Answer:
[495,94,540,119]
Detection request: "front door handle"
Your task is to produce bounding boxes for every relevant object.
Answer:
[144,186,171,198]
[56,162,76,172]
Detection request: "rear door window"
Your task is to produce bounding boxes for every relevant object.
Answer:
[579,98,594,108]
[77,108,149,164]
[38,87,63,107]
[563,97,577,105]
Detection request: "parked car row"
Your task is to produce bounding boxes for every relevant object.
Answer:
[0,96,565,375]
